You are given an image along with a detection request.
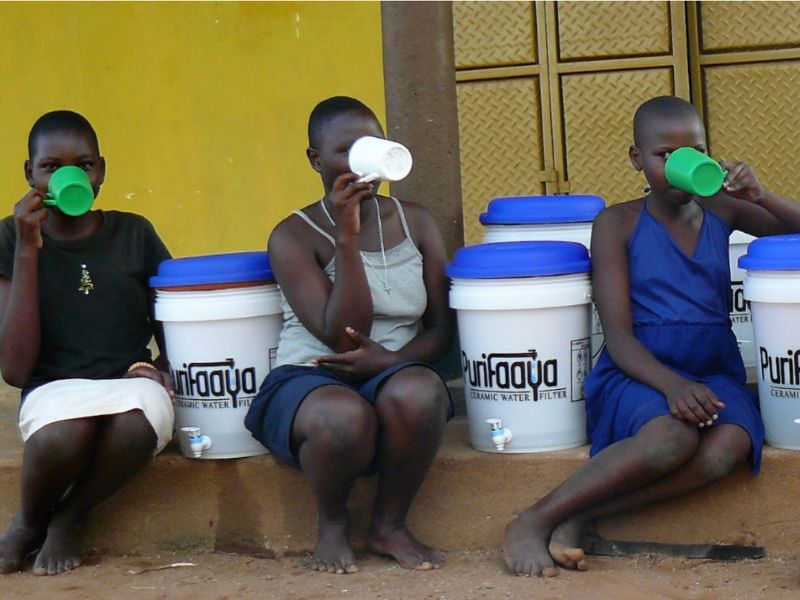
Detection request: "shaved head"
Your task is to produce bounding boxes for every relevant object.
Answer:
[633,96,701,147]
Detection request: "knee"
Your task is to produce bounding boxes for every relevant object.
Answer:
[376,367,449,430]
[303,394,377,455]
[640,418,699,473]
[697,432,751,482]
[107,410,157,456]
[28,419,97,465]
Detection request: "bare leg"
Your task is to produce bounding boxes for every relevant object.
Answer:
[0,418,96,574]
[367,367,449,570]
[548,423,751,570]
[33,410,157,575]
[503,416,699,576]
[293,386,377,574]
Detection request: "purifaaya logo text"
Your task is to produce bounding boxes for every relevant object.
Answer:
[760,346,800,387]
[461,349,565,402]
[172,358,257,408]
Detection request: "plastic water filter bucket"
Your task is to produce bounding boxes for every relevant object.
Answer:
[729,231,757,382]
[480,195,605,365]
[740,235,800,449]
[480,194,604,247]
[448,241,592,453]
[151,252,282,458]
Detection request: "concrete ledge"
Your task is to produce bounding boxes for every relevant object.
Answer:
[2,386,799,557]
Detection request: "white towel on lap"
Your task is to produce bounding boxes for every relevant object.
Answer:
[19,378,175,454]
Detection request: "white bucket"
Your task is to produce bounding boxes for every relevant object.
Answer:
[480,195,605,365]
[151,252,282,459]
[741,235,800,449]
[729,231,757,383]
[483,222,593,247]
[448,241,592,453]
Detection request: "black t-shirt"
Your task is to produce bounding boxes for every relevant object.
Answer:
[0,210,171,391]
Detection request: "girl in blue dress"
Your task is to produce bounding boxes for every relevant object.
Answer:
[503,96,800,577]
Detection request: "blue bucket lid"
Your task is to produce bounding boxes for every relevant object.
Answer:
[479,194,605,225]
[738,234,800,271]
[446,241,591,279]
[150,251,274,287]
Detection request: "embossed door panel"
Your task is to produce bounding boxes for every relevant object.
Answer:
[454,1,537,68]
[454,1,552,244]
[456,78,547,244]
[689,2,800,199]
[548,1,689,205]
[703,62,800,196]
[699,1,800,53]
[453,1,690,245]
[560,69,675,202]
[556,1,673,61]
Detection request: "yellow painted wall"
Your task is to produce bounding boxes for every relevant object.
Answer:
[0,1,385,257]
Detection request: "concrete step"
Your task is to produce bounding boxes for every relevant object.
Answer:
[1,382,799,558]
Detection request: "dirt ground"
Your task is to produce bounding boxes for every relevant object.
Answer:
[4,548,800,600]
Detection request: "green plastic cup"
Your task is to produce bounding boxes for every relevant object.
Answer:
[44,166,94,216]
[664,147,727,197]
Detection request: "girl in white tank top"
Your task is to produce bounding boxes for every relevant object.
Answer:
[245,97,454,574]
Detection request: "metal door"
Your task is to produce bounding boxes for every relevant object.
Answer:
[454,1,690,243]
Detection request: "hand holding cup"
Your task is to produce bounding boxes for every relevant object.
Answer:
[719,160,764,204]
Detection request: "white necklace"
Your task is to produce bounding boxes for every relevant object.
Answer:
[319,197,391,293]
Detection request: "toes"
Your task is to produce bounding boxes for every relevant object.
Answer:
[550,545,586,570]
[511,559,559,578]
[512,561,530,577]
[542,566,559,577]
[326,560,344,574]
[512,561,535,577]
[32,557,48,576]
[0,555,23,574]
[565,548,585,562]
[62,557,80,573]
[303,554,357,575]
[550,552,575,569]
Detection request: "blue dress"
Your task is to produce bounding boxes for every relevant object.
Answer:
[585,203,764,472]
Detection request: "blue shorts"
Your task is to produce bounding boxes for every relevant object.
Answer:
[244,362,454,469]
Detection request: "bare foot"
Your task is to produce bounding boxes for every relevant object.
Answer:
[32,514,84,576]
[0,513,45,574]
[503,511,559,577]
[303,520,358,575]
[549,518,587,571]
[367,524,444,570]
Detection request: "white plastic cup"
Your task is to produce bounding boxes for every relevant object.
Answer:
[151,252,282,459]
[448,241,592,453]
[729,231,757,383]
[348,136,413,183]
[740,235,800,449]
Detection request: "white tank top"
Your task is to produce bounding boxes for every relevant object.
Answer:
[275,197,426,367]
